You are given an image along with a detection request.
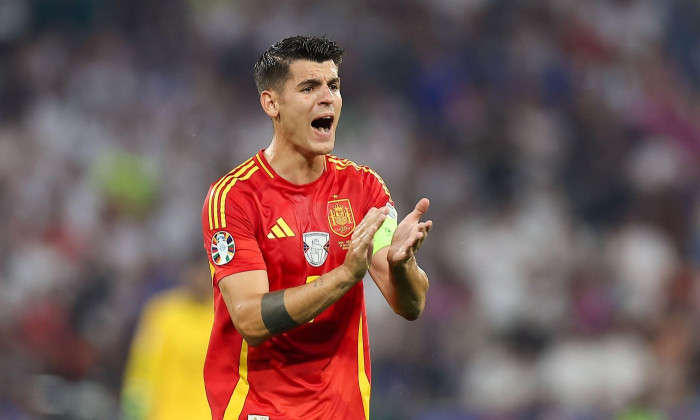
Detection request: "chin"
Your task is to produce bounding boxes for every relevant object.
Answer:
[308,136,335,156]
[320,139,335,155]
[319,141,335,155]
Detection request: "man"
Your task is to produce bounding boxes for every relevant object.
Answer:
[201,36,432,420]
[121,260,213,420]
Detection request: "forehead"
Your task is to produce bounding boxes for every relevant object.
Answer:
[286,59,339,84]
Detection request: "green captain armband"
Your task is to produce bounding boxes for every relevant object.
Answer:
[373,203,398,256]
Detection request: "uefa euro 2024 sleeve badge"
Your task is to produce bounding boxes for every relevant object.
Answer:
[303,232,330,267]
[211,231,235,265]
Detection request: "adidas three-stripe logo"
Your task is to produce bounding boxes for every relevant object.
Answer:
[267,218,295,239]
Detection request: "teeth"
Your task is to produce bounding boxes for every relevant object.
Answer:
[312,116,332,133]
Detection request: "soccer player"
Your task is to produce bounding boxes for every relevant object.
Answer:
[201,35,432,420]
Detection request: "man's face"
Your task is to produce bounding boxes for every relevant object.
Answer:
[274,59,342,157]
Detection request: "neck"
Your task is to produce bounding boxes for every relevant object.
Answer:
[264,140,326,185]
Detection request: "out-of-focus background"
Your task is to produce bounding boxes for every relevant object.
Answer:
[1,0,699,419]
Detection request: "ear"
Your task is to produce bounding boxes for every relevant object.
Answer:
[260,90,279,118]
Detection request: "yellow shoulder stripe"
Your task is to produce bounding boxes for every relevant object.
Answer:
[208,158,254,229]
[329,157,391,199]
[219,166,258,228]
[208,159,257,229]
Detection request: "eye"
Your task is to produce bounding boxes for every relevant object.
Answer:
[301,85,313,92]
[329,83,340,91]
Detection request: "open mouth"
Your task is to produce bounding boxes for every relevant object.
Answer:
[311,116,334,134]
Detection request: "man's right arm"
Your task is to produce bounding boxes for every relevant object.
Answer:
[218,206,389,347]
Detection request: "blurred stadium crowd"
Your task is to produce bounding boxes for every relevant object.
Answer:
[1,0,699,419]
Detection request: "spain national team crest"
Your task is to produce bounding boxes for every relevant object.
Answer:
[303,232,330,267]
[211,231,235,265]
[327,199,356,237]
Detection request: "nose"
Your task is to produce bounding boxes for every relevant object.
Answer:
[318,84,334,104]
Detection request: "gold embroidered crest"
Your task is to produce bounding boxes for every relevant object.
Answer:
[327,199,356,237]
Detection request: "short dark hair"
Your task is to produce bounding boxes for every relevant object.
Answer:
[253,36,344,94]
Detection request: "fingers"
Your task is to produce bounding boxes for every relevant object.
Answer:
[422,219,433,234]
[349,207,387,262]
[397,220,433,258]
[411,221,431,249]
[352,207,388,247]
[343,207,389,280]
[386,200,432,266]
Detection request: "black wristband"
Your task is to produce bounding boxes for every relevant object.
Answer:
[261,290,299,335]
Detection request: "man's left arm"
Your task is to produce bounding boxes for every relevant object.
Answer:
[369,198,432,320]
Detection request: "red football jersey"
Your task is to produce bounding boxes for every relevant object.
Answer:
[201,150,393,420]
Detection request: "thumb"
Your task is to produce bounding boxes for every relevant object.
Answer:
[403,198,430,223]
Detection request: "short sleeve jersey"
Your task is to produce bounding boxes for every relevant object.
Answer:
[201,150,393,420]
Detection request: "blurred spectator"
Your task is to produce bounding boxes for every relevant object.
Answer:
[121,259,213,420]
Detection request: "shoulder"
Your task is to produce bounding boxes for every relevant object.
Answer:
[205,154,275,204]
[327,154,378,177]
[209,155,269,193]
[327,154,391,194]
[203,154,273,228]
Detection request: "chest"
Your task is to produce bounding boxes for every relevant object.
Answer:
[253,179,366,289]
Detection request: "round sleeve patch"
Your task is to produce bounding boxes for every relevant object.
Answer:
[211,231,235,265]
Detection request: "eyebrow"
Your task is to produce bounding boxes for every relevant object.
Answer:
[296,77,340,88]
